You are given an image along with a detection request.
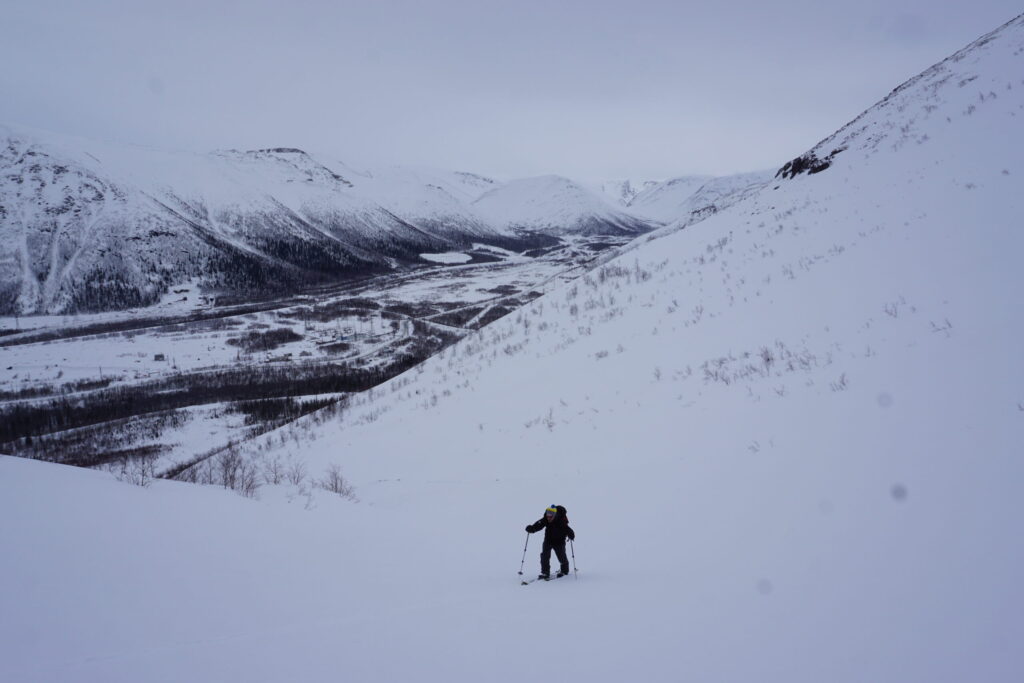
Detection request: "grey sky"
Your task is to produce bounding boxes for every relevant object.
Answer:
[2,1,1020,181]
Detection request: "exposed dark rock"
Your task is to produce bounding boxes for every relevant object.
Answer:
[776,147,846,180]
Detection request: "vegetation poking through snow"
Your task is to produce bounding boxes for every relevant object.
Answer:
[226,328,304,353]
[226,396,340,427]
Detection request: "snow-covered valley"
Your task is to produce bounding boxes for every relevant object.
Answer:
[2,12,1024,683]
[0,232,633,474]
[0,127,671,317]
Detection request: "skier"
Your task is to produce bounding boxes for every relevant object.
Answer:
[525,505,575,579]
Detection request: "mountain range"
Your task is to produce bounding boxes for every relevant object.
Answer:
[2,125,769,317]
[1,11,1023,683]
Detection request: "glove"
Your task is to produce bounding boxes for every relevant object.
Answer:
[525,526,531,532]
[568,533,575,541]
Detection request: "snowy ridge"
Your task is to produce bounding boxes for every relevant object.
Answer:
[589,172,774,227]
[624,174,711,219]
[0,127,517,315]
[0,126,753,316]
[627,171,774,225]
[777,13,1024,180]
[473,174,660,236]
[3,14,1024,683]
[343,164,501,243]
[277,15,1023,679]
[589,178,661,206]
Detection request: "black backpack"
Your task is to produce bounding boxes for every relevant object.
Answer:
[553,504,569,525]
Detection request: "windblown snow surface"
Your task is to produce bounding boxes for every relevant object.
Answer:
[3,14,1024,683]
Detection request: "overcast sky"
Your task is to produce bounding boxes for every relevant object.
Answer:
[2,1,1020,181]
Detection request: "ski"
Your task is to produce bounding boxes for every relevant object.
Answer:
[520,573,572,585]
[520,576,550,585]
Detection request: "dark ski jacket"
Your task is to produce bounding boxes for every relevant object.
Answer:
[526,506,575,544]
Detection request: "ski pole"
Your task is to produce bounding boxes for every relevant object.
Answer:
[570,539,578,579]
[518,532,530,576]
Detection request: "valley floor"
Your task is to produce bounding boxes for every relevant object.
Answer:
[0,235,628,474]
[4,18,1024,679]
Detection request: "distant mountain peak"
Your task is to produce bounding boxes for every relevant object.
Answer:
[0,128,526,314]
[473,175,659,236]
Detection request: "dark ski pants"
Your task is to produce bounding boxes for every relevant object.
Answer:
[541,539,569,575]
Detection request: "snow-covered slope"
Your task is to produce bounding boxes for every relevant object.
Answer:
[342,164,505,244]
[278,15,1024,679]
[589,178,661,206]
[0,128,518,315]
[473,175,659,236]
[626,171,772,224]
[590,172,773,227]
[4,13,1024,683]
[623,174,711,217]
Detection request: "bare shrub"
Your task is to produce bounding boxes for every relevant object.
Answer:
[830,373,849,392]
[218,450,244,490]
[226,327,303,353]
[214,449,259,497]
[108,451,159,487]
[237,461,260,498]
[286,458,308,486]
[931,319,953,337]
[261,454,285,485]
[316,463,356,500]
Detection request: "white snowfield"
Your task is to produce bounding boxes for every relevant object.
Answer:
[3,13,1024,683]
[587,177,662,206]
[628,170,773,223]
[473,174,657,235]
[344,164,500,235]
[419,251,474,264]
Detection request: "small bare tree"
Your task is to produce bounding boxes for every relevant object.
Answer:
[316,463,356,500]
[218,450,243,490]
[286,458,307,486]
[237,459,260,498]
[261,454,285,485]
[110,452,158,487]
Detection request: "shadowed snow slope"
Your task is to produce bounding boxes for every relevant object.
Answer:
[3,13,1024,683]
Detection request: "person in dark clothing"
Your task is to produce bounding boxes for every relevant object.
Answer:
[525,505,575,579]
